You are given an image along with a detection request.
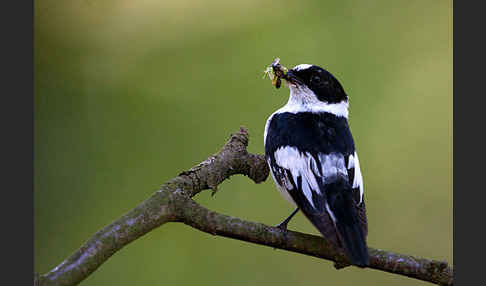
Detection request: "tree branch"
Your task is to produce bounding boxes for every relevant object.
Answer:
[35,127,453,286]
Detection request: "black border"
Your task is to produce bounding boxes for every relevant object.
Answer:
[3,0,34,284]
[454,1,484,285]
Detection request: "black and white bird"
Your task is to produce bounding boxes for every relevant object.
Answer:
[264,63,369,267]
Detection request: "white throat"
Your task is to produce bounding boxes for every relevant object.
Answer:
[279,84,349,118]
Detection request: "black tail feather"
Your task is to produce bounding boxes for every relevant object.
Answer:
[336,221,369,267]
[286,173,370,267]
[325,177,369,267]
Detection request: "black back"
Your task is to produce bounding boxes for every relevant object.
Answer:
[265,112,355,162]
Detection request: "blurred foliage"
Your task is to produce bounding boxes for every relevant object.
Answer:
[34,0,452,285]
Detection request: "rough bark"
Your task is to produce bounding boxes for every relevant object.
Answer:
[35,127,453,286]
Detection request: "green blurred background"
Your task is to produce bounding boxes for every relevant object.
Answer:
[34,0,452,285]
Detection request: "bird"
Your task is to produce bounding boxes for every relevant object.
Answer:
[264,63,369,267]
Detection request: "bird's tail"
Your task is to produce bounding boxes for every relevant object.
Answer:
[334,215,369,267]
[316,177,369,267]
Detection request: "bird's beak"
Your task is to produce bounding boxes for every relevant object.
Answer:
[284,70,303,86]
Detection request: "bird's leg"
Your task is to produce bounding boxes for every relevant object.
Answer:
[276,208,299,231]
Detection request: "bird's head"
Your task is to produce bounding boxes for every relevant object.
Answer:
[284,64,348,104]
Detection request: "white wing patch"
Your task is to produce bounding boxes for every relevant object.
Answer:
[267,158,297,206]
[348,152,364,204]
[274,147,319,208]
[273,146,349,209]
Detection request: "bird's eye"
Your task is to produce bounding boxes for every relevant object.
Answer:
[311,75,320,82]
